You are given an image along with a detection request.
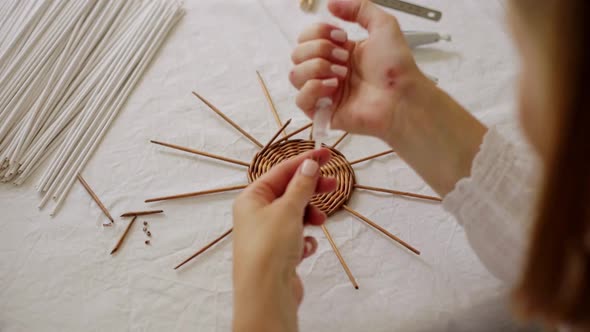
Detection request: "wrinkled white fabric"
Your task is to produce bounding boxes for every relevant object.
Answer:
[443,127,541,284]
[445,126,579,332]
[0,0,540,331]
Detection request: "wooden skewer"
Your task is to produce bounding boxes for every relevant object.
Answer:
[256,71,286,138]
[174,228,233,269]
[321,224,359,289]
[275,122,312,144]
[350,149,395,165]
[192,91,263,148]
[332,132,349,149]
[342,205,420,255]
[262,119,292,151]
[120,210,164,217]
[355,184,442,202]
[150,140,250,167]
[110,216,137,255]
[145,184,248,203]
[77,173,114,223]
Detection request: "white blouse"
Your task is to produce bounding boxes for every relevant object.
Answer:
[442,126,541,285]
[441,127,552,330]
[442,128,584,332]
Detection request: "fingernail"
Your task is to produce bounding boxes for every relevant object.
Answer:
[322,78,338,87]
[300,159,319,177]
[330,29,347,43]
[332,48,349,62]
[331,64,348,77]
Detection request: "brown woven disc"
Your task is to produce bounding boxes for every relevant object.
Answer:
[248,139,355,216]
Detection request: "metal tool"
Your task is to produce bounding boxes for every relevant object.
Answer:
[404,31,451,48]
[371,0,442,21]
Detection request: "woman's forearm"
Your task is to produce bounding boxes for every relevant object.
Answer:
[385,78,488,197]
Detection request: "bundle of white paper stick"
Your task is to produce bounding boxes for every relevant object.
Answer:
[0,0,184,215]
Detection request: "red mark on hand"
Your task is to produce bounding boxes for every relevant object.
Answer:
[385,68,396,89]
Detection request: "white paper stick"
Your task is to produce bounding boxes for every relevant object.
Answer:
[51,3,184,215]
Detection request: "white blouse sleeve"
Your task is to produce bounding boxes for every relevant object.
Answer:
[442,127,540,284]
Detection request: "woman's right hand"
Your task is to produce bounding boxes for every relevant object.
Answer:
[290,0,431,141]
[291,0,487,196]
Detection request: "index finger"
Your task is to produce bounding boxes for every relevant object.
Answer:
[297,23,354,51]
[241,148,332,206]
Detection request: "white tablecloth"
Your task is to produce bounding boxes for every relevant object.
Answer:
[1,1,532,331]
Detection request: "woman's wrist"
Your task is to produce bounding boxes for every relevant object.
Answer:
[233,263,297,332]
[383,75,488,196]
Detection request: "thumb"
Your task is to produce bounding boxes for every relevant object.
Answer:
[280,158,320,212]
[328,0,396,33]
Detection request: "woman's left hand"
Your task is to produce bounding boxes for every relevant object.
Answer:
[232,148,337,332]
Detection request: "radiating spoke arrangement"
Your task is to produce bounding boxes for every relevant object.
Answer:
[148,74,441,288]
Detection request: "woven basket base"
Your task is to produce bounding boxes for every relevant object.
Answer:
[248,139,355,216]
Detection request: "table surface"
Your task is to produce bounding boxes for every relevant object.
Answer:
[0,0,526,331]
